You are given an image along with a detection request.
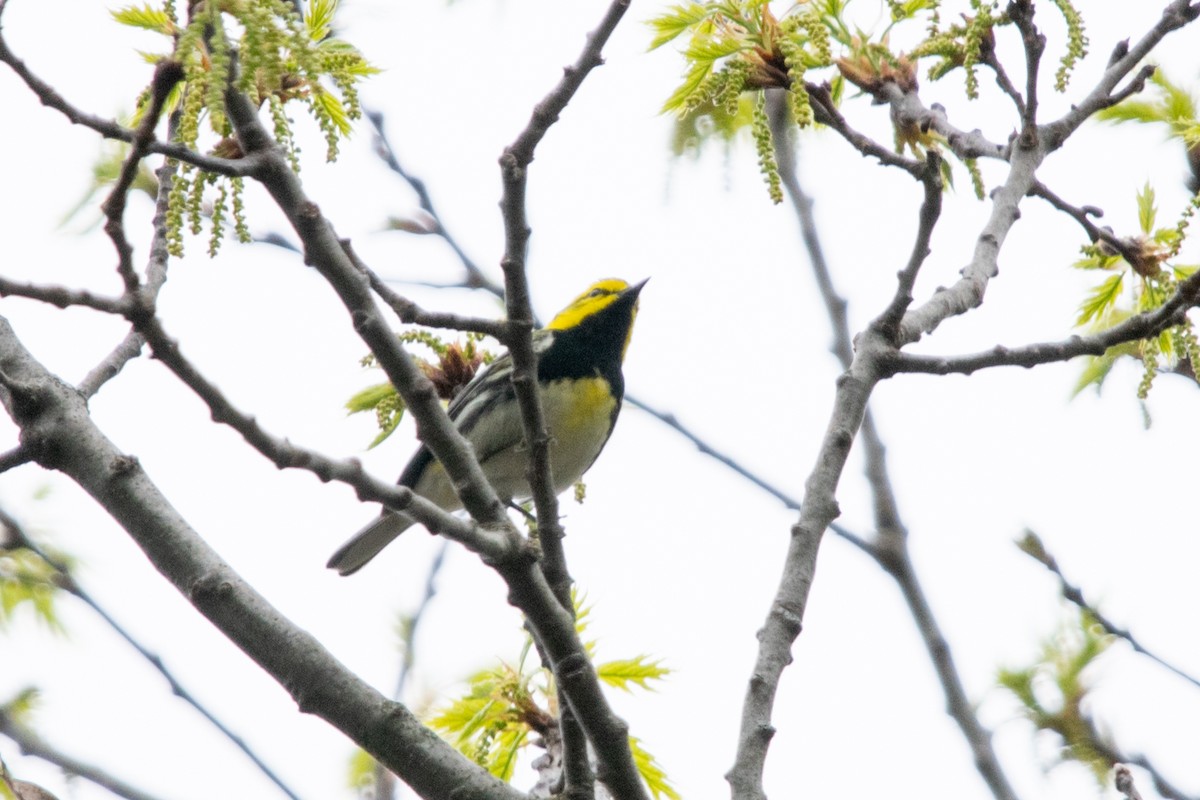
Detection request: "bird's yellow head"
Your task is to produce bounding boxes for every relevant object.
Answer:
[546,278,646,359]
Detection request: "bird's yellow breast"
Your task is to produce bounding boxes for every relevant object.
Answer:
[540,375,618,487]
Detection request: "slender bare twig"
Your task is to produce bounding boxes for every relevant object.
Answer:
[1028,181,1143,265]
[888,268,1200,376]
[768,92,1021,800]
[872,153,945,341]
[0,710,164,800]
[0,279,131,315]
[0,507,305,800]
[1044,1,1198,147]
[373,540,452,800]
[342,241,510,339]
[367,110,492,291]
[140,314,506,555]
[0,447,31,473]
[0,317,526,800]
[979,44,1026,117]
[496,5,632,798]
[1007,0,1045,139]
[498,0,632,606]
[212,36,648,796]
[878,83,1010,162]
[1115,765,1145,800]
[1018,530,1200,691]
[802,82,926,176]
[0,29,254,177]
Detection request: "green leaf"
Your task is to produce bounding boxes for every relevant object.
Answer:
[1075,272,1125,326]
[312,85,353,136]
[111,4,174,34]
[306,0,338,42]
[648,2,712,51]
[661,60,714,114]
[1136,182,1157,233]
[597,656,671,692]
[345,382,397,413]
[630,737,681,800]
[367,414,404,449]
[484,726,526,781]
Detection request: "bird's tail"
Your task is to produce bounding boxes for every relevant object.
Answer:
[327,512,415,575]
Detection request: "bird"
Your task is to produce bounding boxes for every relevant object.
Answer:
[327,277,647,575]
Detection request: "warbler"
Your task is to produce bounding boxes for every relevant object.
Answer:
[328,278,647,575]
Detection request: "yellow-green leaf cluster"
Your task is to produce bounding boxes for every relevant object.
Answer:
[1097,69,1200,145]
[0,547,64,633]
[1071,184,1200,397]
[426,593,676,795]
[649,0,839,201]
[997,609,1115,785]
[113,0,377,258]
[347,332,494,449]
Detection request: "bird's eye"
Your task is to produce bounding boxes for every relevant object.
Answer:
[588,288,606,298]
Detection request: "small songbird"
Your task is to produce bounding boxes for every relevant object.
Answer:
[328,278,647,575]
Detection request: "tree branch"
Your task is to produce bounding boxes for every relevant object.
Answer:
[0,29,254,177]
[1043,0,1199,149]
[366,110,493,291]
[872,153,945,342]
[1018,530,1200,691]
[1028,181,1143,266]
[879,83,1010,162]
[887,268,1200,376]
[0,507,304,800]
[496,4,632,797]
[497,0,631,611]
[218,39,648,798]
[768,92,1020,800]
[0,709,164,800]
[0,316,526,800]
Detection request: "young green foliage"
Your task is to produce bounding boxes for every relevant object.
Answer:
[113,0,377,257]
[1071,184,1200,397]
[347,332,493,449]
[424,592,678,798]
[649,1,838,202]
[652,1,995,199]
[997,609,1116,785]
[0,546,65,633]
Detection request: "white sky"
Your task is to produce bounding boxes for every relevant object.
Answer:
[1,1,1198,799]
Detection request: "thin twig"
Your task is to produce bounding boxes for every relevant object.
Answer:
[0,446,31,473]
[1028,181,1142,265]
[217,46,647,799]
[1019,530,1200,691]
[373,540,452,800]
[0,710,164,800]
[342,240,510,339]
[1115,765,1145,800]
[0,507,305,800]
[496,4,633,798]
[803,82,925,176]
[768,92,1020,800]
[1044,1,1199,148]
[0,279,131,315]
[0,27,254,177]
[872,152,945,342]
[888,268,1200,376]
[366,110,492,290]
[980,44,1026,117]
[1007,0,1045,139]
[0,317,526,800]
